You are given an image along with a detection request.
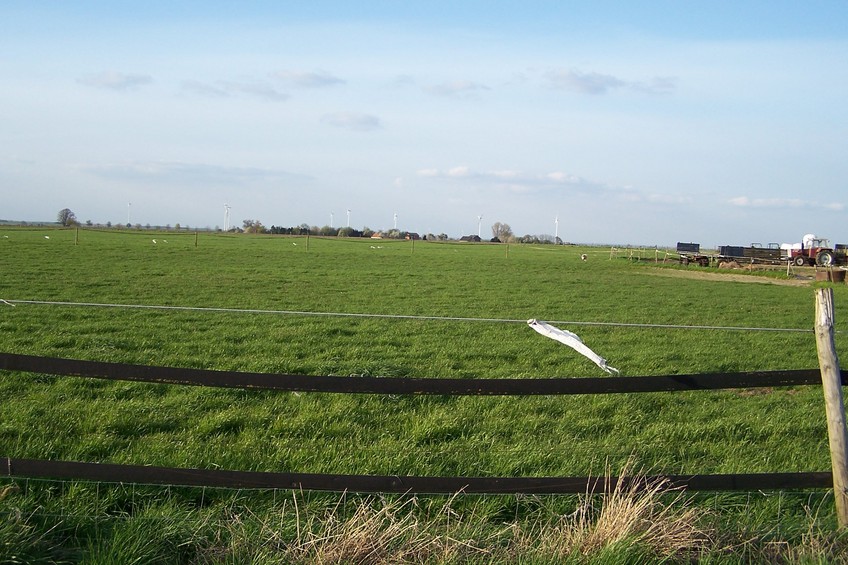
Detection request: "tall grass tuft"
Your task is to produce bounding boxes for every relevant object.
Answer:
[200,492,491,564]
[515,459,713,563]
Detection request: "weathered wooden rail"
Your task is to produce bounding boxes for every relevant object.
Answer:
[1,289,846,524]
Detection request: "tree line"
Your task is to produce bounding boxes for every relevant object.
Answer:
[55,209,564,243]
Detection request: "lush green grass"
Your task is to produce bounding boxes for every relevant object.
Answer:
[1,226,847,562]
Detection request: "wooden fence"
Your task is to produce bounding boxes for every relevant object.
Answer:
[0,358,842,494]
[1,290,846,523]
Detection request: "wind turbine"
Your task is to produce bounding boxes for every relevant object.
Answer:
[555,214,559,240]
[330,212,334,228]
[346,209,351,228]
[127,202,131,226]
[223,204,231,232]
[477,215,483,238]
[393,212,398,230]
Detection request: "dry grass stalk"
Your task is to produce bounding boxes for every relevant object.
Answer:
[520,459,712,561]
[281,492,487,564]
[199,461,714,563]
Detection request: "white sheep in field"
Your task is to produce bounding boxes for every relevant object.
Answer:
[580,253,587,261]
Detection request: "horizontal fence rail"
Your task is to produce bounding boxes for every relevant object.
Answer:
[1,353,843,396]
[2,458,835,494]
[1,352,843,495]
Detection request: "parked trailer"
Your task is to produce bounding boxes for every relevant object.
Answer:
[676,242,710,266]
[718,243,784,264]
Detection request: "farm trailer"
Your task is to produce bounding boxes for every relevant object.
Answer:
[718,243,785,265]
[675,242,711,266]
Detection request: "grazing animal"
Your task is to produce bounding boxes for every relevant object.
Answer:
[580,254,587,261]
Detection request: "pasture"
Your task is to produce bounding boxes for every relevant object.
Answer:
[1,226,847,563]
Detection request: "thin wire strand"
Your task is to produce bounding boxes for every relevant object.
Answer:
[2,298,819,333]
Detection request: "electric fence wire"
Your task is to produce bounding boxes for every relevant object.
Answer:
[1,298,823,333]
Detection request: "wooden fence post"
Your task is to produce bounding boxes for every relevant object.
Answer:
[815,287,848,528]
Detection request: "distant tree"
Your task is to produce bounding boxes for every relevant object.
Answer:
[57,208,77,226]
[342,227,364,237]
[85,220,93,226]
[242,219,265,234]
[491,222,514,242]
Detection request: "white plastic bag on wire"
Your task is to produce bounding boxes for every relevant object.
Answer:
[527,319,619,375]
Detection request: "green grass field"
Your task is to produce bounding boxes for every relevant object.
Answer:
[2,227,847,563]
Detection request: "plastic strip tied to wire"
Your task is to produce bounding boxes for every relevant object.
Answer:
[528,319,620,375]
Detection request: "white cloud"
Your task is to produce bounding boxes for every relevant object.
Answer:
[322,112,382,131]
[729,196,844,211]
[222,81,289,101]
[415,165,693,207]
[417,166,597,192]
[77,161,309,186]
[546,171,583,184]
[447,165,470,177]
[424,80,490,98]
[545,69,677,95]
[181,80,289,101]
[77,71,152,90]
[546,70,625,95]
[274,70,345,88]
[181,80,230,97]
[631,76,678,94]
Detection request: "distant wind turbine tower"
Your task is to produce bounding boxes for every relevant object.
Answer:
[330,212,334,228]
[223,204,231,231]
[347,209,351,228]
[555,215,559,240]
[477,215,483,238]
[393,212,397,230]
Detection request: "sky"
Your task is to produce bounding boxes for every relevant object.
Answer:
[1,1,847,246]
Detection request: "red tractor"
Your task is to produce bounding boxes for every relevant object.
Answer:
[787,237,842,267]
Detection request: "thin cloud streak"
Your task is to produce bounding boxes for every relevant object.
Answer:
[729,196,844,211]
[77,71,153,90]
[274,70,345,88]
[545,69,677,95]
[77,161,311,186]
[423,80,490,98]
[181,80,289,101]
[322,112,382,131]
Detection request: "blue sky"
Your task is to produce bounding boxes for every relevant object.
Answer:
[2,1,846,245]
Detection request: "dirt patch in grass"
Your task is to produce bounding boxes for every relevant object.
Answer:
[641,267,813,287]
